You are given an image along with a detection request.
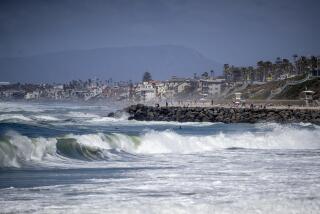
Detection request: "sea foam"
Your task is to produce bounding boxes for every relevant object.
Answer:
[1,123,319,168]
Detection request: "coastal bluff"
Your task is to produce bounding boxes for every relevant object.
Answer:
[121,104,320,124]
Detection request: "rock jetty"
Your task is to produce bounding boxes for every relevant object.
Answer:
[122,104,320,124]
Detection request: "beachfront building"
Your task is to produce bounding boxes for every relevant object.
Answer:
[102,85,130,100]
[0,90,25,99]
[134,81,156,102]
[164,76,197,98]
[198,78,225,97]
[310,69,320,77]
[83,87,102,101]
[25,91,40,100]
[165,77,188,97]
[177,82,191,94]
[155,82,167,99]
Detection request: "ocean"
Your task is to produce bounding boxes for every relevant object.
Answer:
[0,101,319,214]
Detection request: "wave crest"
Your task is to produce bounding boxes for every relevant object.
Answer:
[0,131,56,168]
[1,124,319,168]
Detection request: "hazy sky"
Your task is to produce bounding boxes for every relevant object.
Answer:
[0,0,319,65]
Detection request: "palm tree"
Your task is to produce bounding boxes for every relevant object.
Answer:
[210,70,214,78]
[299,56,308,75]
[223,64,230,82]
[292,54,298,74]
[201,71,209,79]
[248,66,254,84]
[282,58,290,77]
[142,72,152,82]
[193,73,197,79]
[309,56,317,70]
[274,57,283,79]
[240,67,247,83]
[257,61,264,82]
[271,63,277,80]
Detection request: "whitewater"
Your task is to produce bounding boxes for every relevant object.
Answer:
[0,101,320,214]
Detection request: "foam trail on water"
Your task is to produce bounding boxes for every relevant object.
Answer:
[88,117,215,127]
[0,102,45,113]
[67,112,100,118]
[88,113,129,123]
[0,114,33,122]
[33,115,60,121]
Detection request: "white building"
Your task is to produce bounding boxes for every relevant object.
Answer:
[25,91,40,100]
[164,77,195,98]
[135,82,156,101]
[177,82,191,94]
[53,85,64,90]
[199,78,225,97]
[155,82,166,99]
[83,87,103,101]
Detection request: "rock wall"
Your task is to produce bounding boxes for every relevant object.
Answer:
[124,104,320,124]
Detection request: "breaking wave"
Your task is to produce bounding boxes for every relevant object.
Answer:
[66,111,100,118]
[33,115,60,121]
[0,114,33,122]
[0,124,319,168]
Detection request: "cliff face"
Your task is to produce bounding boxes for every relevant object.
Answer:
[124,104,320,124]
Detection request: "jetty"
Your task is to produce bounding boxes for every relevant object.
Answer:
[122,104,320,124]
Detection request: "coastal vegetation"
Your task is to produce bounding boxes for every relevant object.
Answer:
[274,77,320,100]
[142,72,152,82]
[224,55,319,83]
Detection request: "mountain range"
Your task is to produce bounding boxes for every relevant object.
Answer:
[0,45,221,83]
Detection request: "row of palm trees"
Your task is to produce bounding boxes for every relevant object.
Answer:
[224,55,319,83]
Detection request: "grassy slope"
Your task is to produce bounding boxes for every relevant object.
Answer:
[274,78,320,100]
[231,80,286,100]
[225,74,318,100]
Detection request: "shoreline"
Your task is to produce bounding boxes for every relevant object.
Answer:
[123,104,320,124]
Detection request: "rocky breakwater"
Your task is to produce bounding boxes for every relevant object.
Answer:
[123,104,320,124]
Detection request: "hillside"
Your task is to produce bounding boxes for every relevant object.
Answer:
[274,78,320,100]
[225,75,319,101]
[0,45,221,83]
